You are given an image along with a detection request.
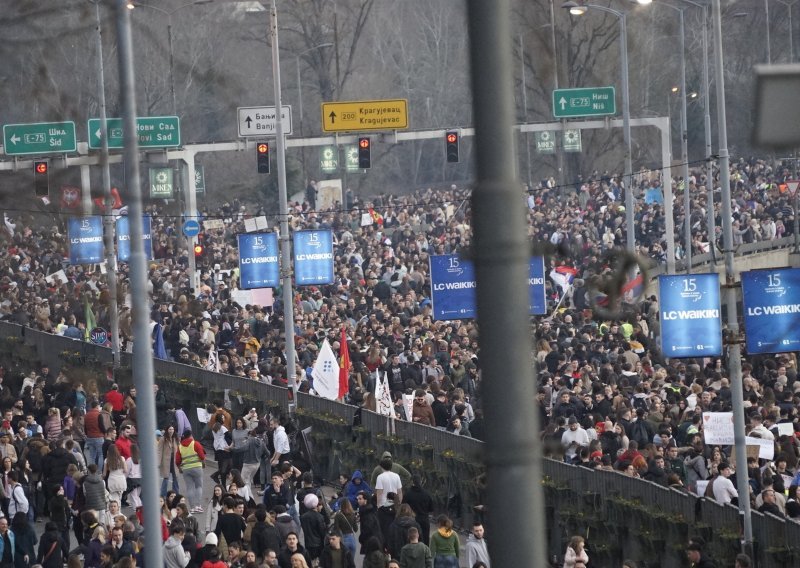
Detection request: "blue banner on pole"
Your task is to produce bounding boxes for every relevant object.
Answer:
[430,254,477,320]
[116,216,153,263]
[658,273,722,357]
[430,255,548,320]
[529,257,547,315]
[68,216,104,265]
[293,230,334,286]
[238,232,280,289]
[742,268,800,354]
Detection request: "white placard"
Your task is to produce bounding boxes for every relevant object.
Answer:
[745,436,775,460]
[244,218,257,233]
[196,407,210,423]
[703,412,735,445]
[777,422,794,437]
[361,212,373,226]
[255,216,268,230]
[204,219,224,231]
[403,394,414,422]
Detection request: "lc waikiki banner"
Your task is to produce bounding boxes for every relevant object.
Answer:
[68,216,104,265]
[742,268,800,354]
[658,273,722,358]
[429,254,547,320]
[293,230,334,286]
[116,216,153,263]
[238,232,280,289]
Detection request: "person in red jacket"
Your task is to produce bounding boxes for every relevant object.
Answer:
[176,430,206,513]
[104,384,125,425]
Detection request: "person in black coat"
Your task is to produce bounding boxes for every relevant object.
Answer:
[385,504,421,560]
[36,522,64,568]
[250,508,281,563]
[402,477,433,544]
[12,513,36,568]
[356,492,383,554]
[276,533,311,568]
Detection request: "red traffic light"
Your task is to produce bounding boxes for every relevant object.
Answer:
[359,138,370,149]
[446,133,458,144]
[257,143,269,154]
[194,244,204,256]
[34,161,48,175]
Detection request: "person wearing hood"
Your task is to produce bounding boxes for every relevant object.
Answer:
[344,470,371,509]
[429,515,459,568]
[464,522,490,568]
[369,451,411,488]
[273,505,300,544]
[175,429,206,513]
[163,522,191,568]
[386,503,421,559]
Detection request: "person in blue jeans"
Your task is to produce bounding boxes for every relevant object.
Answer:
[429,515,459,568]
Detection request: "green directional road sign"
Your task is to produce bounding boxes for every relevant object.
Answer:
[88,116,181,150]
[3,122,77,156]
[552,87,616,119]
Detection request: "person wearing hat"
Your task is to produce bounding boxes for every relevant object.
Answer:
[710,462,738,505]
[319,528,355,568]
[299,493,327,563]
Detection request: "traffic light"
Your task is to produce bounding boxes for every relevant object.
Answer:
[256,142,270,174]
[358,137,371,169]
[34,160,50,197]
[194,243,204,257]
[445,131,459,163]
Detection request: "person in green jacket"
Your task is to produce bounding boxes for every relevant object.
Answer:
[399,527,432,568]
[429,515,458,568]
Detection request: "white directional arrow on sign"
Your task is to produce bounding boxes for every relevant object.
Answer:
[559,97,567,110]
[9,135,19,145]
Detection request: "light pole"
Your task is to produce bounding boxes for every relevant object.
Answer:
[127,1,212,116]
[766,0,772,63]
[296,43,333,133]
[129,0,210,293]
[711,0,754,554]
[776,0,798,62]
[89,0,121,368]
[562,2,636,256]
[652,3,691,271]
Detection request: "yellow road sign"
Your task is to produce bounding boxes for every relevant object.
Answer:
[321,99,408,132]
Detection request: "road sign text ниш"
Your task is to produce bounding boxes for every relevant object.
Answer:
[552,87,616,119]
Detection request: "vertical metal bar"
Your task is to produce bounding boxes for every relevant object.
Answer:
[113,3,163,568]
[620,13,634,257]
[702,5,716,264]
[766,0,772,63]
[93,1,120,368]
[466,1,544,567]
[519,35,532,188]
[679,10,691,273]
[270,0,298,404]
[711,0,754,553]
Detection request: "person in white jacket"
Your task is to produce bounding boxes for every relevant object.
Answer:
[563,535,589,568]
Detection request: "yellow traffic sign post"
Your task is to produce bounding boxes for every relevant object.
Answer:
[321,99,408,132]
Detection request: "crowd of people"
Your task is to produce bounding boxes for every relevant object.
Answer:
[0,155,796,568]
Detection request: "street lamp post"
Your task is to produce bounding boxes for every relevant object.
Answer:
[655,4,691,272]
[562,1,678,274]
[711,0,754,554]
[776,0,799,61]
[296,43,333,133]
[128,0,210,293]
[89,0,121,369]
[766,0,773,63]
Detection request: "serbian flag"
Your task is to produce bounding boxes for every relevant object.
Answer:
[549,265,577,297]
[622,269,644,304]
[339,327,351,399]
[369,208,384,227]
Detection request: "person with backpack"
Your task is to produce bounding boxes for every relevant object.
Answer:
[628,408,655,448]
